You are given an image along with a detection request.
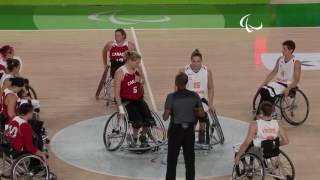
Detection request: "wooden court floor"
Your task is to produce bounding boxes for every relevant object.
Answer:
[0,28,319,179]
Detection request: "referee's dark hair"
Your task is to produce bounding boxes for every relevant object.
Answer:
[175,72,188,88]
[19,103,34,116]
[9,77,25,87]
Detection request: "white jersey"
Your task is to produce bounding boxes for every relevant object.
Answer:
[276,56,297,85]
[185,64,208,99]
[0,73,13,88]
[253,119,279,147]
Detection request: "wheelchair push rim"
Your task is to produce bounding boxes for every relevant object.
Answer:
[265,150,295,180]
[145,111,166,148]
[11,154,49,180]
[280,88,309,126]
[103,112,128,151]
[209,109,225,145]
[103,77,115,107]
[232,153,265,180]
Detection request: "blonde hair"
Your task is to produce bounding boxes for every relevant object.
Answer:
[125,51,141,61]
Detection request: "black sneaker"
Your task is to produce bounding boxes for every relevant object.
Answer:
[139,135,149,148]
[198,131,205,144]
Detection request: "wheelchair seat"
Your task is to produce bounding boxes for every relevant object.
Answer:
[261,137,280,159]
[0,139,29,159]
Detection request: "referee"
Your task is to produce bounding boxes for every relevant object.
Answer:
[163,72,205,180]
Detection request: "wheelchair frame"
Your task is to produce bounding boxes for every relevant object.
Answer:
[95,65,115,107]
[194,100,225,150]
[253,87,309,126]
[0,134,51,180]
[232,141,295,180]
[103,102,166,152]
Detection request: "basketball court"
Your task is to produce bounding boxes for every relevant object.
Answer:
[0,0,320,179]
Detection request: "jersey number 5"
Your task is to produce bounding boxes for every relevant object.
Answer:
[133,86,138,94]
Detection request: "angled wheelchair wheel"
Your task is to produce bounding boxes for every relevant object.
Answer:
[26,85,38,100]
[209,109,224,145]
[0,152,12,178]
[11,154,49,180]
[96,66,109,99]
[232,153,265,180]
[269,150,295,180]
[280,88,309,126]
[147,111,166,147]
[103,77,114,107]
[252,90,262,116]
[103,112,128,151]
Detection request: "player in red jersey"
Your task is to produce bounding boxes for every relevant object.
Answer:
[0,77,25,129]
[96,28,136,99]
[102,28,136,78]
[114,51,154,148]
[5,103,47,161]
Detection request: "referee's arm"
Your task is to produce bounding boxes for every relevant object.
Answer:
[163,94,172,121]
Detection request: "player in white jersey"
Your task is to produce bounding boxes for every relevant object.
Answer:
[256,40,301,116]
[235,102,289,165]
[180,49,214,144]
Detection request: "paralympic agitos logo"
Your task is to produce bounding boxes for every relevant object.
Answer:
[240,14,263,33]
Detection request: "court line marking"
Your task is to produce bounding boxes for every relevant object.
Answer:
[130,27,158,112]
[50,115,248,180]
[50,116,163,180]
[1,26,320,32]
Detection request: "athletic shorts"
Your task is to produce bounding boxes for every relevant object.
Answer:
[259,82,288,104]
[110,60,126,78]
[121,97,155,128]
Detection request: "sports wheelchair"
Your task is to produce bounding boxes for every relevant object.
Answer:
[103,101,166,152]
[24,78,38,100]
[253,87,309,126]
[95,65,115,107]
[194,99,224,150]
[0,126,54,179]
[232,138,295,180]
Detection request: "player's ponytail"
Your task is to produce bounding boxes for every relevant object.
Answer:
[7,58,20,72]
[191,48,202,59]
[125,51,141,61]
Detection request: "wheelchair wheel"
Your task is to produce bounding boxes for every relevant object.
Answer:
[26,85,38,100]
[280,88,309,126]
[252,90,261,116]
[11,154,49,180]
[209,109,224,145]
[269,150,295,180]
[103,112,128,151]
[232,153,265,180]
[0,152,12,178]
[103,77,113,106]
[147,111,166,147]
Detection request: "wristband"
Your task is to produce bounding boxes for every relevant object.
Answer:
[118,105,125,114]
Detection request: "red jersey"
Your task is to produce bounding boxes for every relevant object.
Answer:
[108,40,129,62]
[1,88,18,119]
[120,66,143,100]
[5,116,38,154]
